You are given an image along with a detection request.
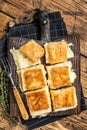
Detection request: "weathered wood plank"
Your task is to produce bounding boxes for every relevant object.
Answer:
[61,13,87,39]
[42,0,87,15]
[0,12,13,30]
[0,0,87,130]
[32,0,43,9]
[64,112,87,130]
[0,24,7,32]
[55,110,87,130]
[0,105,27,130]
[73,0,87,13]
[80,55,87,103]
[35,122,69,130]
[80,40,87,57]
[0,1,24,18]
[35,110,87,130]
[5,0,33,12]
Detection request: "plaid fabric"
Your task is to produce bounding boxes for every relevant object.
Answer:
[0,12,67,60]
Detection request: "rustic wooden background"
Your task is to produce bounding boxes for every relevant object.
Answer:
[0,0,87,130]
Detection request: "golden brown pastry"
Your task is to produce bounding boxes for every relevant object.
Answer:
[25,87,52,118]
[44,40,74,64]
[46,61,76,89]
[17,64,47,91]
[20,39,44,63]
[50,86,77,112]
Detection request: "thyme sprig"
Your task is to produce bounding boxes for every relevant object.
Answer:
[0,70,18,127]
[0,70,9,116]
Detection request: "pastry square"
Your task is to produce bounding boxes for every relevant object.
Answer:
[17,64,47,91]
[10,47,40,70]
[46,61,76,89]
[50,86,77,112]
[20,39,44,63]
[44,40,74,64]
[25,87,52,118]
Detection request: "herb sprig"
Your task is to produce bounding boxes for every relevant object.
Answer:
[0,70,9,116]
[0,70,18,126]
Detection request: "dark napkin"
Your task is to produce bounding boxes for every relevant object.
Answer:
[0,12,67,61]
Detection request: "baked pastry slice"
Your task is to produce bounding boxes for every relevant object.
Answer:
[10,47,40,70]
[50,86,77,112]
[44,40,74,64]
[46,61,76,89]
[17,64,47,91]
[20,39,44,63]
[25,87,52,118]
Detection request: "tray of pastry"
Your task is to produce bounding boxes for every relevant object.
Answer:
[7,34,81,119]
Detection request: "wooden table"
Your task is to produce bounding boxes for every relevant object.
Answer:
[0,0,87,130]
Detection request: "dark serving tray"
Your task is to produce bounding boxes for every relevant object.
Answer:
[7,34,81,129]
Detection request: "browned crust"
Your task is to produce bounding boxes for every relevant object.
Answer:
[20,39,44,63]
[51,87,76,110]
[49,66,71,89]
[26,90,50,112]
[24,68,46,90]
[47,42,67,64]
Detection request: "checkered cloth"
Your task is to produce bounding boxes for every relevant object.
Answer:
[0,12,67,61]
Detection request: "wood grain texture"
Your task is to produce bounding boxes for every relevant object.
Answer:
[81,56,87,98]
[80,40,87,57]
[0,1,23,18]
[0,12,13,30]
[0,104,27,130]
[0,0,87,130]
